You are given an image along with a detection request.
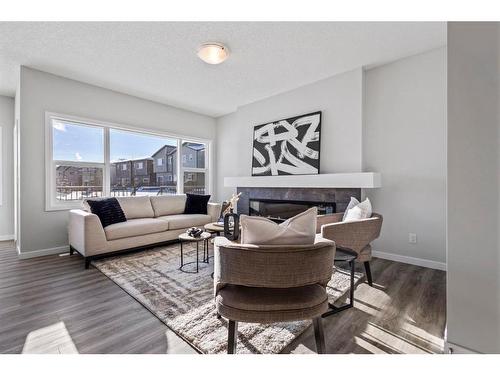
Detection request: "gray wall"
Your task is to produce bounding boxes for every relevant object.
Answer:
[18,67,216,254]
[216,68,364,202]
[0,95,14,239]
[446,22,500,353]
[363,48,447,266]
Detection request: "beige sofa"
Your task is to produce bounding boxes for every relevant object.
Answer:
[68,195,222,268]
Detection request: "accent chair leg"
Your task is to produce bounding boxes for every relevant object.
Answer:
[313,317,326,354]
[364,261,373,286]
[69,246,75,256]
[227,320,238,354]
[85,258,91,269]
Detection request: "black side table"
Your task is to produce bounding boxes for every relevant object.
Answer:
[322,246,358,318]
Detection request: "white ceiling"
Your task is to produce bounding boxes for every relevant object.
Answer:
[0,22,446,117]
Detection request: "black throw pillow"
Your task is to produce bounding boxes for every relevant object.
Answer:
[184,193,211,215]
[86,197,127,228]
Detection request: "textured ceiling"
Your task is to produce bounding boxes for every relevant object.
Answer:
[0,22,446,117]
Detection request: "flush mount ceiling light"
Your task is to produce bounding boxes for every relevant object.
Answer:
[197,42,229,65]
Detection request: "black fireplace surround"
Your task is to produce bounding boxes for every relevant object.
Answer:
[249,198,335,223]
[237,187,361,218]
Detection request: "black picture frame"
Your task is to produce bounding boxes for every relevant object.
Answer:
[251,111,322,176]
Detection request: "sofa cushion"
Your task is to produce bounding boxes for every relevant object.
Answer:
[150,195,186,217]
[104,218,169,241]
[157,214,212,230]
[240,207,317,245]
[86,197,127,228]
[116,196,155,219]
[184,193,211,215]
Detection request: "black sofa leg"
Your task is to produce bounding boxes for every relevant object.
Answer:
[227,320,238,354]
[85,258,91,269]
[364,261,373,286]
[69,246,74,256]
[313,317,326,354]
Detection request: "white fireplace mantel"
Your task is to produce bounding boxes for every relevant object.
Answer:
[224,172,381,189]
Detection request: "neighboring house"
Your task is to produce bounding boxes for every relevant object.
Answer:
[112,160,132,187]
[152,145,177,186]
[109,143,205,190]
[182,142,205,169]
[111,158,155,187]
[56,165,103,187]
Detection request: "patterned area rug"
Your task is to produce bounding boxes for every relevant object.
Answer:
[93,242,363,354]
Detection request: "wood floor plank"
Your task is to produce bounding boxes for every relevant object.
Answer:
[0,240,446,354]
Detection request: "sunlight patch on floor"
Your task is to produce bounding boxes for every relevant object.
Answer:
[22,321,78,354]
[354,286,392,316]
[361,322,432,354]
[402,321,444,352]
[354,336,390,354]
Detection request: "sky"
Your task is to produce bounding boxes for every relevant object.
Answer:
[52,120,177,163]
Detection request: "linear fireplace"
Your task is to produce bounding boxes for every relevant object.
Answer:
[249,198,336,223]
[237,187,361,217]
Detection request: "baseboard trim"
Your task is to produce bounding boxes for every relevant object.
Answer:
[18,245,69,259]
[372,250,447,271]
[0,234,14,241]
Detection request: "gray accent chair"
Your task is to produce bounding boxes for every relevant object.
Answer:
[213,236,336,354]
[317,213,383,286]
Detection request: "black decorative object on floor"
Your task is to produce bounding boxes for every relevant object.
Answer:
[252,111,321,176]
[184,193,211,214]
[86,197,126,228]
[224,213,240,241]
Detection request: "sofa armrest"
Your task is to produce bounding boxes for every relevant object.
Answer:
[68,209,107,256]
[207,202,222,222]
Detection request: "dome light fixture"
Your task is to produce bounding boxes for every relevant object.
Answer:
[197,42,229,65]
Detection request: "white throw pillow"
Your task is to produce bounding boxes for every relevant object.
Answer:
[240,207,317,245]
[342,197,360,221]
[343,198,372,222]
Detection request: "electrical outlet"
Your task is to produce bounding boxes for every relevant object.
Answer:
[409,233,417,244]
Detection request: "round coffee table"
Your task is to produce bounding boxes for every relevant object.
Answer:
[204,222,224,236]
[178,232,211,273]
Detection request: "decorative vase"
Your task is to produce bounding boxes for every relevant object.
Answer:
[224,213,240,241]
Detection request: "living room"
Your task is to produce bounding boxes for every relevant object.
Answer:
[1,1,500,373]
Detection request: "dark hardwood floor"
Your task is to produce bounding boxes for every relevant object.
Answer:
[0,240,446,354]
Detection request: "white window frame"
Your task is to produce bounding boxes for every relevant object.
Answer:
[157,158,163,166]
[135,161,143,169]
[45,112,212,211]
[122,164,127,171]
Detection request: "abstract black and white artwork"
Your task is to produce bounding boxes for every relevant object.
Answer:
[252,111,321,176]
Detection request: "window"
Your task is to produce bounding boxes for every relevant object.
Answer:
[110,128,177,196]
[46,113,210,210]
[48,119,104,208]
[181,142,207,194]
